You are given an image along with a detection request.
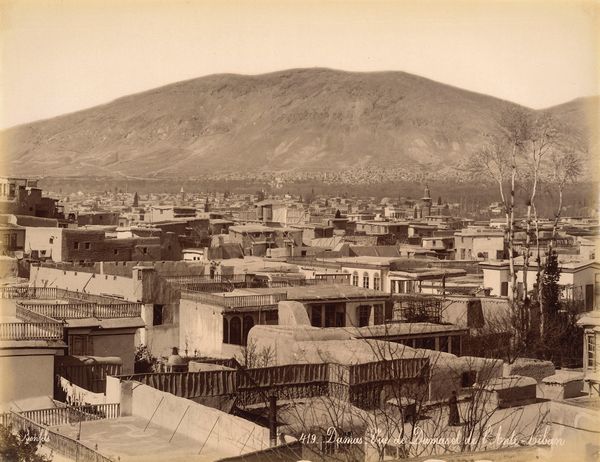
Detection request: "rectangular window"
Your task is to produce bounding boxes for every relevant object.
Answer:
[373,305,384,325]
[114,249,119,255]
[69,335,90,356]
[358,305,370,327]
[500,282,508,296]
[49,237,54,244]
[586,284,594,311]
[363,274,370,289]
[265,311,278,324]
[311,305,322,327]
[73,241,79,250]
[373,276,381,291]
[450,335,462,355]
[324,305,336,328]
[417,337,436,350]
[84,242,91,250]
[153,304,164,326]
[587,334,596,370]
[439,336,449,352]
[461,371,477,387]
[335,311,345,327]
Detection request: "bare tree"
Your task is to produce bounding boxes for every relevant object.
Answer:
[469,107,532,349]
[535,148,583,336]
[266,318,549,461]
[236,338,276,369]
[519,114,557,307]
[544,148,583,250]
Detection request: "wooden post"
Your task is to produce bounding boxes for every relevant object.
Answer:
[269,395,277,446]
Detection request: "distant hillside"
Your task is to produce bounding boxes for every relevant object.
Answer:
[1,68,596,179]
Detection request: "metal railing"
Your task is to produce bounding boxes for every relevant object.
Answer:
[393,294,442,323]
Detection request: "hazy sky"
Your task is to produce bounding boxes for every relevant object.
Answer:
[1,0,598,128]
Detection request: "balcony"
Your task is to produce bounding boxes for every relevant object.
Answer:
[0,304,64,341]
[16,301,142,319]
[0,322,63,341]
[180,290,287,309]
[1,286,142,319]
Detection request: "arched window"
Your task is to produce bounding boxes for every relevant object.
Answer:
[230,317,242,345]
[223,318,229,344]
[373,274,381,291]
[352,272,359,286]
[357,305,371,327]
[363,272,370,289]
[242,315,255,345]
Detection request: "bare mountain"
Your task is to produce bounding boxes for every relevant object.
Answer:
[1,68,595,179]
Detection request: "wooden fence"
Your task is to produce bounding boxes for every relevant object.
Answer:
[114,358,429,410]
[57,363,123,394]
[117,371,237,398]
[348,357,429,385]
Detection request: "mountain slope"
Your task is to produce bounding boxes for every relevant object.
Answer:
[1,68,595,179]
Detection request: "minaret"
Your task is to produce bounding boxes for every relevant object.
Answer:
[421,184,432,217]
[180,186,185,205]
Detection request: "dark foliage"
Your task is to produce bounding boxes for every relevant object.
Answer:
[134,344,158,373]
[0,424,51,462]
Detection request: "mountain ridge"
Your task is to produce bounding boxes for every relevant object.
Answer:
[2,68,596,179]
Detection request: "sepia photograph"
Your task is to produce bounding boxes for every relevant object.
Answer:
[0,0,598,461]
